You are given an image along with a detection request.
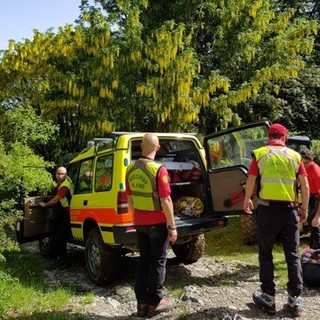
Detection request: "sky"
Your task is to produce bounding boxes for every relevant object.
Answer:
[0,0,82,50]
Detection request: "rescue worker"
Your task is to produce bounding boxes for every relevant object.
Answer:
[79,170,93,192]
[39,166,73,263]
[243,123,309,318]
[126,133,177,318]
[300,148,320,249]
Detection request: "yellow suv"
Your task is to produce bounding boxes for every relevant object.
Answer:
[17,121,272,285]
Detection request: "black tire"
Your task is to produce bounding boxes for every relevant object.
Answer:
[39,237,58,258]
[85,228,120,285]
[172,234,205,263]
[240,213,257,245]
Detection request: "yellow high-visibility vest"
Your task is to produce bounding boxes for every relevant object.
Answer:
[59,176,73,208]
[126,159,162,211]
[254,146,301,202]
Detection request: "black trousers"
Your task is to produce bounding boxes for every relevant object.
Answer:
[256,204,303,297]
[134,223,169,305]
[308,196,320,249]
[51,204,70,259]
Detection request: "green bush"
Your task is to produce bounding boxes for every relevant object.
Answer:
[311,139,320,163]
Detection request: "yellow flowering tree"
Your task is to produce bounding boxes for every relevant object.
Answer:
[0,0,317,164]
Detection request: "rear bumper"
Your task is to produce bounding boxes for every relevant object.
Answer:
[112,215,228,245]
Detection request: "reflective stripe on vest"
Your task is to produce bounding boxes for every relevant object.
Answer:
[254,146,301,202]
[59,176,73,208]
[126,159,162,211]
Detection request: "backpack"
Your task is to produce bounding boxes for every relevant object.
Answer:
[301,248,320,287]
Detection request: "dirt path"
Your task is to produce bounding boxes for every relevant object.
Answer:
[23,243,320,320]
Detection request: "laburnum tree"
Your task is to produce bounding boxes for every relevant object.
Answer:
[0,21,120,162]
[0,0,318,164]
[87,0,318,133]
[99,0,317,132]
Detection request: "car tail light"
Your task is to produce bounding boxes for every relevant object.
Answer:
[117,191,129,214]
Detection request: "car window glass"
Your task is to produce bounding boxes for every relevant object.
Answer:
[77,160,94,194]
[95,154,113,192]
[207,125,268,170]
[67,163,80,194]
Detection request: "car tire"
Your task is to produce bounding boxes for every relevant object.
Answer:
[172,234,205,263]
[85,228,120,285]
[240,213,257,245]
[39,237,58,258]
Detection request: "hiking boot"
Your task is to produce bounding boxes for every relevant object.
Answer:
[287,295,303,317]
[147,298,175,317]
[252,291,276,316]
[137,303,148,317]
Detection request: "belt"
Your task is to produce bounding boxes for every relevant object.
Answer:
[258,199,294,208]
[269,201,294,207]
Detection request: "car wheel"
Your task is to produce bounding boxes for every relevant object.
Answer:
[85,228,120,285]
[172,234,205,263]
[39,237,58,258]
[240,213,257,245]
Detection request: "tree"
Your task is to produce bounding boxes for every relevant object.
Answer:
[0,105,56,262]
[0,0,317,164]
[94,0,318,133]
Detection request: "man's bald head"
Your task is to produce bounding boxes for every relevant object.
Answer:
[56,167,67,174]
[141,133,160,159]
[56,166,67,182]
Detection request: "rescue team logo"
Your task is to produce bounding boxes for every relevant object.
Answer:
[162,175,168,184]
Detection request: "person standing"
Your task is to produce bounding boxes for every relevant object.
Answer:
[126,133,177,318]
[39,166,73,263]
[300,148,320,249]
[243,124,309,318]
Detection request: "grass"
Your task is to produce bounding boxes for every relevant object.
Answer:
[0,249,93,320]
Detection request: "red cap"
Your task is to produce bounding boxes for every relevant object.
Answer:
[267,123,288,136]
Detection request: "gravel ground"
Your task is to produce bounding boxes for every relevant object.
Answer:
[21,243,320,320]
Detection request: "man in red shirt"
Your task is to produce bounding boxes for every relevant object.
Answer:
[126,133,177,317]
[243,124,309,318]
[300,148,320,249]
[39,166,73,262]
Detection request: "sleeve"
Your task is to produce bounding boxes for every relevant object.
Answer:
[125,176,132,195]
[57,186,69,198]
[157,166,171,198]
[298,162,307,176]
[247,158,259,176]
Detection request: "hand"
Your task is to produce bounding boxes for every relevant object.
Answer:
[298,208,308,224]
[168,229,177,244]
[39,202,46,207]
[243,199,254,214]
[311,216,320,228]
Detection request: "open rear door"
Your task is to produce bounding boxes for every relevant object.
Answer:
[203,120,269,215]
[16,195,56,244]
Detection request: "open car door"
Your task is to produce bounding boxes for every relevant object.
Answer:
[16,195,56,244]
[203,120,270,215]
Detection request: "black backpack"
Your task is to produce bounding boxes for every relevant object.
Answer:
[301,248,320,287]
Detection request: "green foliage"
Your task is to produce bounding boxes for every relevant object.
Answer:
[0,138,54,261]
[311,139,320,162]
[0,105,56,263]
[6,105,58,145]
[0,199,20,264]
[0,0,317,161]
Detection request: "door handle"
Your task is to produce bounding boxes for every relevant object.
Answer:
[83,200,88,206]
